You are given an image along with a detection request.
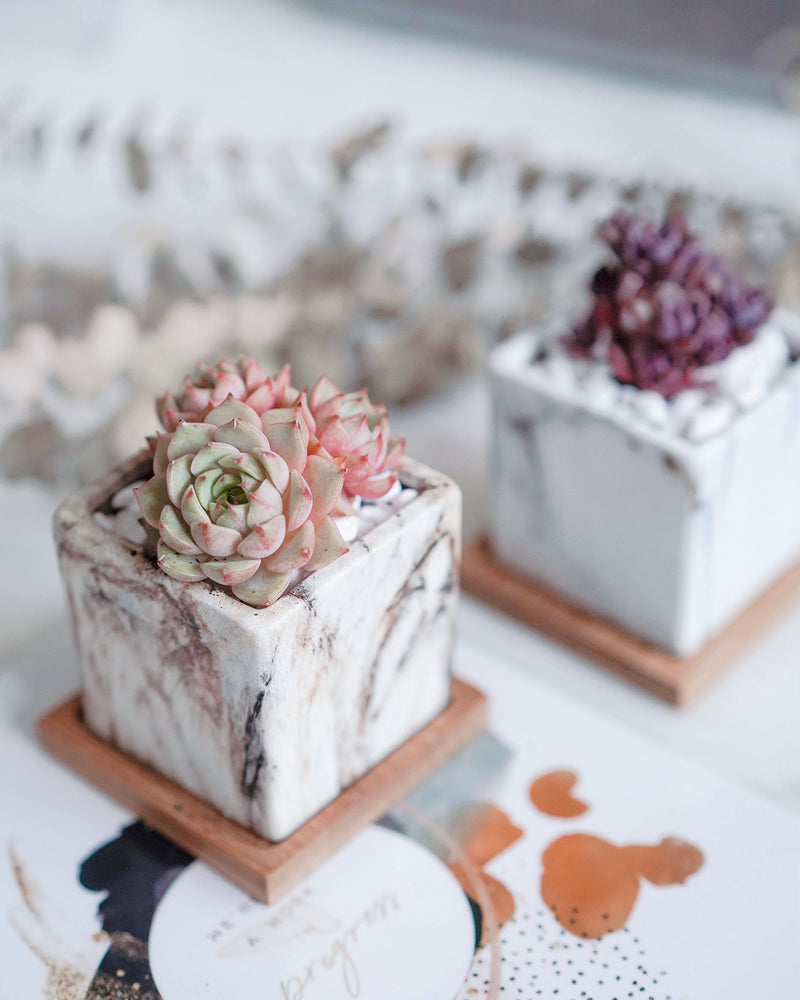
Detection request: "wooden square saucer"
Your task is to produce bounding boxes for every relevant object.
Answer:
[38,678,487,903]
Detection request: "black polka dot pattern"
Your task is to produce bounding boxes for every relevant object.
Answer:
[456,902,672,1000]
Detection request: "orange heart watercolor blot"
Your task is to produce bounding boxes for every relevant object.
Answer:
[531,769,704,940]
[442,803,524,943]
[441,768,704,949]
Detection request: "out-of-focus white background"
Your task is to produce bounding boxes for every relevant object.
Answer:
[0,0,797,222]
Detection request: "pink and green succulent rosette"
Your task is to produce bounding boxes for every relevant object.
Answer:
[137,362,405,607]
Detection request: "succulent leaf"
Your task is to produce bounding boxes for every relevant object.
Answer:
[350,472,395,500]
[255,450,290,493]
[309,374,340,411]
[165,454,194,507]
[190,441,240,475]
[264,418,308,473]
[152,433,171,476]
[190,521,242,558]
[303,516,348,572]
[231,566,293,608]
[135,474,170,529]
[193,468,223,509]
[201,557,261,587]
[159,504,201,555]
[211,371,247,404]
[237,515,287,558]
[216,451,264,480]
[205,396,261,428]
[214,418,270,453]
[247,479,283,525]
[304,454,346,519]
[264,521,315,573]
[215,503,249,534]
[286,470,314,532]
[180,484,211,527]
[167,422,216,461]
[157,540,207,582]
[245,382,280,415]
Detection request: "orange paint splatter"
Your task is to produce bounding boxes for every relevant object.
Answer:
[449,861,516,945]
[445,803,524,867]
[529,769,589,819]
[442,803,524,944]
[622,838,705,886]
[478,872,516,927]
[541,833,704,939]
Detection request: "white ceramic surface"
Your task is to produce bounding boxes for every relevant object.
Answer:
[54,452,461,840]
[488,323,800,655]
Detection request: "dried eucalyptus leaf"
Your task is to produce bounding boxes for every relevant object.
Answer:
[125,133,152,193]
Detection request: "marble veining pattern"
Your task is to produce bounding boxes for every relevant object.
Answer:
[55,453,461,841]
[489,329,800,656]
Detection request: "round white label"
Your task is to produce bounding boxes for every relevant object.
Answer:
[149,824,475,1000]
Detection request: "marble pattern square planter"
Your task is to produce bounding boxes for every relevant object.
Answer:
[488,325,800,656]
[54,452,460,841]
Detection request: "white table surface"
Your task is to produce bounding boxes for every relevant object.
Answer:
[1,0,798,826]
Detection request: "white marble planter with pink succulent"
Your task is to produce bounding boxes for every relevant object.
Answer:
[488,211,800,657]
[54,362,461,841]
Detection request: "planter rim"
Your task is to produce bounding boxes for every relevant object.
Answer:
[490,313,800,462]
[53,451,460,619]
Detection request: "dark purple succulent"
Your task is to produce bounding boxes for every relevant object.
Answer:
[565,210,773,396]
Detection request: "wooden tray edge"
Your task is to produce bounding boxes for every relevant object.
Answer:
[38,677,488,903]
[462,536,799,707]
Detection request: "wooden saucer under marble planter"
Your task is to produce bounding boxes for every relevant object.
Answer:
[38,678,487,904]
[462,536,800,707]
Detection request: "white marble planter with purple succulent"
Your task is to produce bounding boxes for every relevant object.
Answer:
[488,310,800,656]
[54,452,460,841]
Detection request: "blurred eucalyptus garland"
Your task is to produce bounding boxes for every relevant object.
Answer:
[1,111,799,488]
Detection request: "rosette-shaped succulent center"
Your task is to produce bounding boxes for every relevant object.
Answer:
[566,210,773,397]
[308,375,405,504]
[157,359,299,431]
[136,395,347,607]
